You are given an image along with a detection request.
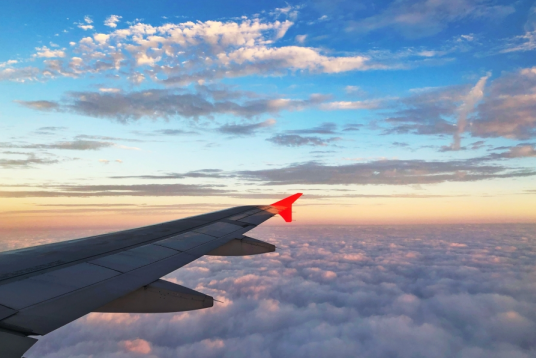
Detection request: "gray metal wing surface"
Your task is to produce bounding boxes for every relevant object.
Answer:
[0,193,302,358]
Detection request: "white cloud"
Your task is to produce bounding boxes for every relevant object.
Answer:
[34,46,66,58]
[320,100,381,110]
[84,15,93,24]
[99,87,121,93]
[295,34,307,44]
[104,15,122,28]
[93,33,110,44]
[78,24,94,31]
[2,17,391,85]
[0,60,17,68]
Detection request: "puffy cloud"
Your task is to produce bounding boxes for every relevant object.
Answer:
[34,46,66,58]
[0,66,40,82]
[347,0,515,39]
[267,135,342,147]
[21,224,536,358]
[0,59,18,68]
[2,17,388,84]
[104,15,122,28]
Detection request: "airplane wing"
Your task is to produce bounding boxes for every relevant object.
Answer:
[0,193,302,358]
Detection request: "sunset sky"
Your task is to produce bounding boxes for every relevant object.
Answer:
[1,0,535,228]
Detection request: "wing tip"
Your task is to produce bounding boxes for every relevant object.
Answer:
[271,193,303,222]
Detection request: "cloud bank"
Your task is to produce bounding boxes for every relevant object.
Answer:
[21,224,536,358]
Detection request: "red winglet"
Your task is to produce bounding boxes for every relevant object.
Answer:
[271,193,303,222]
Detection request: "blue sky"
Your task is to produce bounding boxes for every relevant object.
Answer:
[0,0,535,226]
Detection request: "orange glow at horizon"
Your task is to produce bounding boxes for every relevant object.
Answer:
[1,194,534,231]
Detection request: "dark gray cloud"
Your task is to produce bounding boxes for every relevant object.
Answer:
[0,154,58,168]
[153,129,198,136]
[343,123,362,132]
[237,159,536,185]
[267,134,342,147]
[217,119,276,136]
[18,224,536,358]
[287,122,337,135]
[110,169,228,180]
[0,140,116,151]
[0,183,227,198]
[16,90,329,123]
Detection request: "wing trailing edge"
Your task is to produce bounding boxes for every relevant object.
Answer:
[271,193,303,222]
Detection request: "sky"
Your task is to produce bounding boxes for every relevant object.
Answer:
[3,224,535,357]
[1,0,536,228]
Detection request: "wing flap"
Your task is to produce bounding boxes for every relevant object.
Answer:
[207,236,275,256]
[95,279,213,313]
[0,330,38,358]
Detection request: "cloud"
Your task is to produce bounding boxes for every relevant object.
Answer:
[217,119,276,136]
[347,0,515,38]
[0,60,18,68]
[295,34,307,43]
[16,90,329,122]
[319,100,381,110]
[21,225,536,358]
[0,154,58,168]
[267,135,342,147]
[450,73,490,150]
[237,159,536,185]
[0,183,227,198]
[380,68,536,140]
[110,169,228,180]
[104,15,122,28]
[487,144,536,159]
[499,3,536,53]
[0,139,141,151]
[2,16,391,84]
[286,122,337,135]
[471,67,536,139]
[0,67,40,82]
[0,140,115,151]
[382,85,465,136]
[34,46,66,58]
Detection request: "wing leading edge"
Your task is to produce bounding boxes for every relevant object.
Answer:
[0,194,302,358]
